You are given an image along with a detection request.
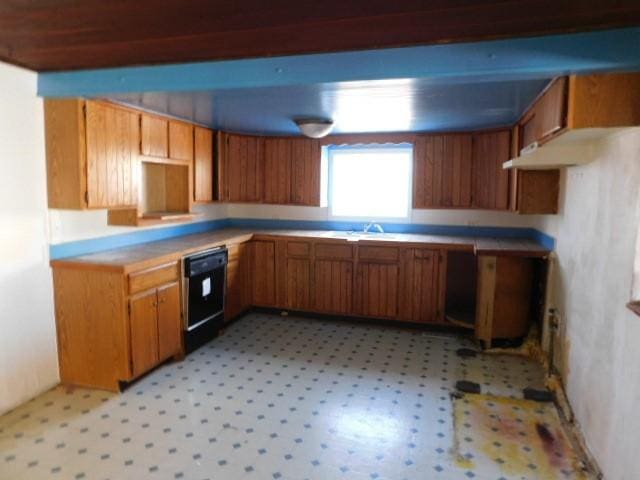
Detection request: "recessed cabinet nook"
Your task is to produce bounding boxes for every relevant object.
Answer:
[46,72,640,391]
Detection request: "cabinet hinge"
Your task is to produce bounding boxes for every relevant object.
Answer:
[127,303,131,316]
[84,191,89,205]
[82,103,86,118]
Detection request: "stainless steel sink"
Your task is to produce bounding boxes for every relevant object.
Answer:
[324,231,396,240]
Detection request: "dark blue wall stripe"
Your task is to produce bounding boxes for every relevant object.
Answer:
[49,217,555,260]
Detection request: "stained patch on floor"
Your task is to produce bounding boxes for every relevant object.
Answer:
[453,393,594,479]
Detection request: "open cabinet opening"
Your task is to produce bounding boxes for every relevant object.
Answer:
[445,251,477,329]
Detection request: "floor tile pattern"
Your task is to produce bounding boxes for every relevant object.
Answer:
[0,313,576,479]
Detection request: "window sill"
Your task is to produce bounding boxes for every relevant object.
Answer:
[627,301,640,318]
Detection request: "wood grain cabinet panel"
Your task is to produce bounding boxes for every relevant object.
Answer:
[194,127,214,203]
[224,133,264,202]
[286,258,312,310]
[129,289,160,378]
[225,242,251,321]
[45,99,140,210]
[519,77,567,150]
[355,262,399,318]
[471,130,511,210]
[413,133,472,208]
[263,137,292,204]
[156,282,182,361]
[251,240,276,306]
[168,121,194,162]
[141,114,169,158]
[262,137,321,206]
[290,138,321,206]
[400,248,443,324]
[85,101,140,208]
[313,260,353,314]
[475,255,534,347]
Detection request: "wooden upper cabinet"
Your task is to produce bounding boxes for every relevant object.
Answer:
[413,133,472,208]
[168,121,194,162]
[140,114,169,158]
[263,137,292,204]
[85,102,140,209]
[290,138,321,206]
[45,98,140,210]
[262,136,322,206]
[221,133,264,202]
[519,77,567,152]
[193,127,214,203]
[471,130,511,210]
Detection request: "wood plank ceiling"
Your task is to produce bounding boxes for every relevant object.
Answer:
[1,0,640,72]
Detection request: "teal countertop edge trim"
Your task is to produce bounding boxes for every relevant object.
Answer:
[49,217,555,260]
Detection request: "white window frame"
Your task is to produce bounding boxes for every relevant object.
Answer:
[327,144,413,223]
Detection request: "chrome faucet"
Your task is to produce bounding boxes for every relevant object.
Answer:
[364,221,384,233]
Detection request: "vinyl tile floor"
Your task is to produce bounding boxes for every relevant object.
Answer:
[0,313,567,480]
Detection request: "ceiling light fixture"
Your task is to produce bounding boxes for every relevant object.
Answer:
[294,118,334,138]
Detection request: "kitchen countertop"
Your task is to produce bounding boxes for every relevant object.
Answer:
[50,228,550,273]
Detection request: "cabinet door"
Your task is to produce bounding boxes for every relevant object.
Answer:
[355,262,399,318]
[263,137,291,204]
[520,77,567,150]
[472,130,511,210]
[157,282,182,361]
[129,290,159,377]
[140,114,168,158]
[169,121,194,162]
[290,138,321,206]
[251,240,276,306]
[225,243,251,320]
[313,260,353,314]
[225,133,263,202]
[85,101,140,208]
[286,258,312,310]
[400,249,442,324]
[194,127,214,202]
[413,134,472,208]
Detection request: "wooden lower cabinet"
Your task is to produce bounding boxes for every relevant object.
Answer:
[251,240,277,306]
[475,255,534,347]
[285,257,312,310]
[52,260,183,392]
[313,259,353,314]
[157,282,182,360]
[129,289,161,378]
[225,242,251,320]
[129,281,182,378]
[355,262,400,319]
[399,248,445,324]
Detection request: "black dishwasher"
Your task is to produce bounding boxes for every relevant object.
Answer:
[183,247,227,353]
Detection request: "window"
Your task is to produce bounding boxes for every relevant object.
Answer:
[328,145,413,220]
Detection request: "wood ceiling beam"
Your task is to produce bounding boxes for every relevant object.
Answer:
[1,0,640,71]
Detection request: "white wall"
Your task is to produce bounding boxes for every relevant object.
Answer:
[227,203,540,228]
[49,203,227,244]
[534,129,640,480]
[0,62,59,414]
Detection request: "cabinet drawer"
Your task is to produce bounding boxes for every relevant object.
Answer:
[129,261,180,294]
[287,241,310,258]
[358,246,399,262]
[315,242,354,260]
